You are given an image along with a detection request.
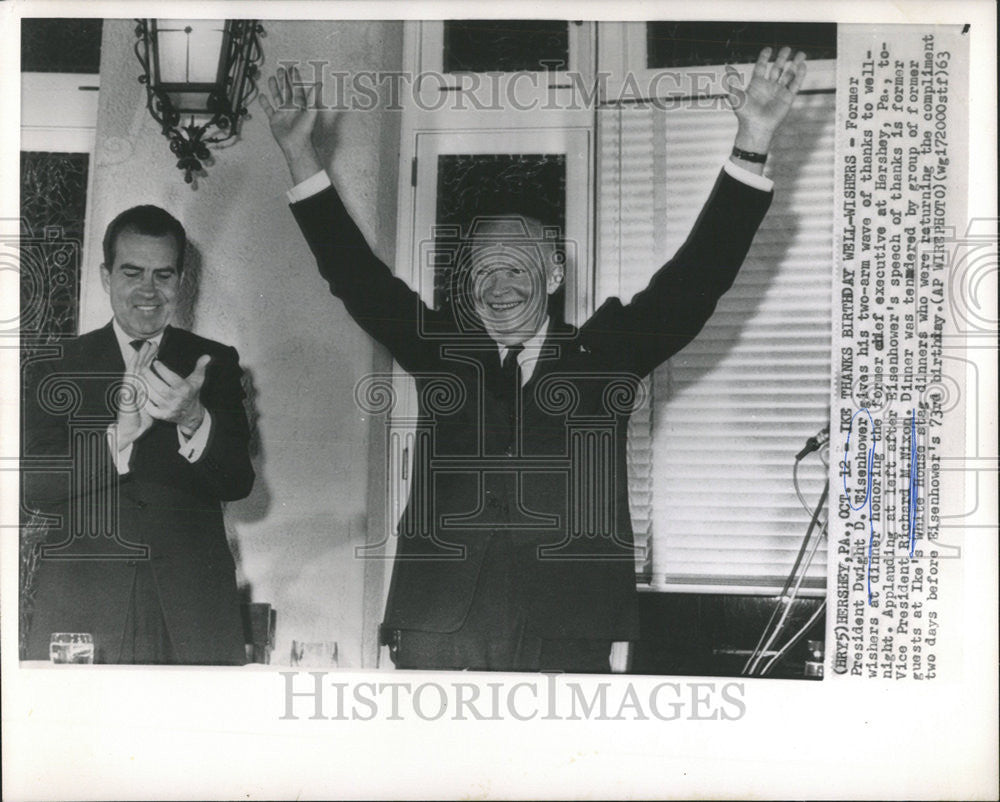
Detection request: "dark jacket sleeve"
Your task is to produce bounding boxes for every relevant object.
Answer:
[290,184,438,373]
[581,169,773,378]
[185,343,255,501]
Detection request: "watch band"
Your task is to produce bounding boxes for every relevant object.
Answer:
[731,146,768,164]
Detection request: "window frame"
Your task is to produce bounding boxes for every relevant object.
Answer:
[375,23,600,658]
[413,20,595,107]
[598,22,835,104]
[20,72,99,153]
[596,22,836,597]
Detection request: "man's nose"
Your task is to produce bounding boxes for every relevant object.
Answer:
[483,275,510,295]
[138,273,157,293]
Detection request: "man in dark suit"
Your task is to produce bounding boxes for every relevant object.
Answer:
[260,47,807,672]
[22,205,254,664]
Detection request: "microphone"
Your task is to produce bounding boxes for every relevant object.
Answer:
[796,424,830,461]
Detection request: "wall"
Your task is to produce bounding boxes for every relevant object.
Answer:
[81,20,404,667]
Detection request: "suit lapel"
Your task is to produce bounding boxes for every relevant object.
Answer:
[87,321,126,374]
[155,325,192,376]
[157,325,177,363]
[523,321,576,397]
[482,344,504,399]
[74,322,125,419]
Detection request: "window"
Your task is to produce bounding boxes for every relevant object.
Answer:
[414,19,590,78]
[396,20,597,325]
[406,20,593,123]
[21,18,103,74]
[596,23,835,594]
[406,131,591,323]
[644,21,837,68]
[442,20,569,73]
[19,17,100,348]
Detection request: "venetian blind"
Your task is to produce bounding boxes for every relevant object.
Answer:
[597,108,657,577]
[597,89,834,593]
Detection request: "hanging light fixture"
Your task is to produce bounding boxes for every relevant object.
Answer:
[134,19,264,184]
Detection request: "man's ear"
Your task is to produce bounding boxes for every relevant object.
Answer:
[99,263,111,293]
[546,264,565,294]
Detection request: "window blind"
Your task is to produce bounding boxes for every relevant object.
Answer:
[597,107,657,576]
[597,90,834,593]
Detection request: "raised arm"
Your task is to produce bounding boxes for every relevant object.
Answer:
[726,46,808,175]
[584,47,807,377]
[259,67,436,372]
[258,66,324,185]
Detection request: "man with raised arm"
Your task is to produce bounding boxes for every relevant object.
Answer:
[261,47,807,672]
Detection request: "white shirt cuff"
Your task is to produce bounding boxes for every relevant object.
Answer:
[106,425,133,475]
[286,170,332,203]
[177,409,212,462]
[723,160,774,193]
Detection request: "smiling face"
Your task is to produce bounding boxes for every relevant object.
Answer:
[100,228,181,339]
[465,218,565,346]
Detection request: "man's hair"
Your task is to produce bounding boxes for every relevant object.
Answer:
[102,205,186,272]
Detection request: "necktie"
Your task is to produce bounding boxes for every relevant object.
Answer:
[129,339,145,352]
[497,344,525,464]
[498,343,525,399]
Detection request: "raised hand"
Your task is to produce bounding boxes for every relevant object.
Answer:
[259,65,324,184]
[724,47,808,154]
[141,355,212,438]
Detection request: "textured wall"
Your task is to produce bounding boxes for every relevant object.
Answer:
[81,19,404,667]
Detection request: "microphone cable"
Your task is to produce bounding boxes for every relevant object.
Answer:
[742,423,830,676]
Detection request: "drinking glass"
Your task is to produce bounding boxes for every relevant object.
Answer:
[49,633,94,664]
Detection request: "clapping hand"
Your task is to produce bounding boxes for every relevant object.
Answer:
[724,47,808,155]
[141,355,212,438]
[116,340,157,449]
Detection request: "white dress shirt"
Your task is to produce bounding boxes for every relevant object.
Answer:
[498,317,551,387]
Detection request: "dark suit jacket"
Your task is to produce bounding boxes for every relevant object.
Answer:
[22,323,254,663]
[291,170,771,641]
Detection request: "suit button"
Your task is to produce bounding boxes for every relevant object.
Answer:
[125,560,137,567]
[505,445,515,456]
[135,500,147,509]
